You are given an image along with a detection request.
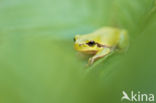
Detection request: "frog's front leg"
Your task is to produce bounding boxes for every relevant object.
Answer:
[88,48,111,65]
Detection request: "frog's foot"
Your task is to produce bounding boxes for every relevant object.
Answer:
[88,57,95,66]
[87,48,111,66]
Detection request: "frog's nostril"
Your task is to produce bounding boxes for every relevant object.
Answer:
[73,38,76,42]
[79,44,82,46]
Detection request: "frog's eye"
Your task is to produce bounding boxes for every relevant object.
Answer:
[87,41,96,46]
[73,37,76,42]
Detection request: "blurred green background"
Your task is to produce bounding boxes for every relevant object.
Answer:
[0,0,156,103]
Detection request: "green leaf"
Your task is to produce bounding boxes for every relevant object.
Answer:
[0,0,156,103]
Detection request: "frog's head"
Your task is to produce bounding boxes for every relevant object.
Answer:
[73,35,102,54]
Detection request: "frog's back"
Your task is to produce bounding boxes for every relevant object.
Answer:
[93,27,121,47]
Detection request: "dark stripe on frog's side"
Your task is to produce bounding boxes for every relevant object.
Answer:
[96,43,117,50]
[84,42,112,48]
[87,42,110,48]
[96,43,108,48]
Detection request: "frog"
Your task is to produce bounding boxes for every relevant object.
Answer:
[73,27,129,65]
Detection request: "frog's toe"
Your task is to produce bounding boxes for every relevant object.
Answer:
[88,57,95,66]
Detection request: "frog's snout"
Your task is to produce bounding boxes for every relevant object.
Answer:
[75,43,86,47]
[74,43,84,51]
[74,43,82,48]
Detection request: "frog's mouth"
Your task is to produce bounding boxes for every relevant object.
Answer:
[80,50,97,54]
[74,44,97,54]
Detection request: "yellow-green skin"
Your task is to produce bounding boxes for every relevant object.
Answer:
[74,27,129,65]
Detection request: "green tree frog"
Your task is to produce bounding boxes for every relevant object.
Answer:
[73,27,129,65]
